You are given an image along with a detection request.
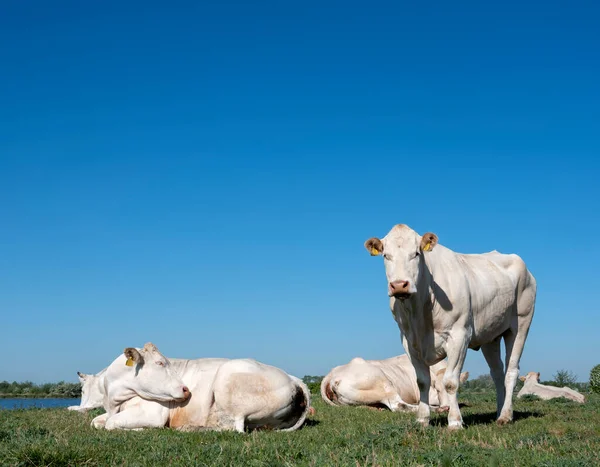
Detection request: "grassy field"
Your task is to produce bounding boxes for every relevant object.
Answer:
[1,391,599,466]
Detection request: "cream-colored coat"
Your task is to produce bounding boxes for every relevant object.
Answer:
[517,372,585,403]
[365,224,537,429]
[91,350,310,433]
[321,355,468,411]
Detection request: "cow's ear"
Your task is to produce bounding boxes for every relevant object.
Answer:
[519,376,526,382]
[124,348,144,367]
[420,233,438,252]
[365,238,383,256]
[77,371,87,381]
[459,372,469,384]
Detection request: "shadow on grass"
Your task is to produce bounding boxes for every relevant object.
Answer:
[430,410,543,427]
[303,419,321,428]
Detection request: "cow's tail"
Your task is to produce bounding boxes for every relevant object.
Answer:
[320,372,339,406]
[279,377,312,432]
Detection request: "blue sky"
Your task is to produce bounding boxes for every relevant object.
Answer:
[1,1,598,384]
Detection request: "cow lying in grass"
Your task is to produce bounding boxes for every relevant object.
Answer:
[517,372,585,403]
[67,369,107,412]
[321,355,469,412]
[84,343,311,432]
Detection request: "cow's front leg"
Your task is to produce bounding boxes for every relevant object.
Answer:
[91,413,109,429]
[104,403,169,431]
[409,355,432,427]
[442,332,469,430]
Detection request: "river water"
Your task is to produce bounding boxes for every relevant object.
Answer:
[0,398,80,410]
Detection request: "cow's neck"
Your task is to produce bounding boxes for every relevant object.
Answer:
[392,270,437,363]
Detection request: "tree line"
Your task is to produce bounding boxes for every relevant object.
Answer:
[0,369,588,398]
[0,381,81,398]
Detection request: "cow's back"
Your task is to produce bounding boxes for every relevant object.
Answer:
[451,251,532,346]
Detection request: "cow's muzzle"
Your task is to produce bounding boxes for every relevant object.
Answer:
[389,280,412,299]
[175,386,191,402]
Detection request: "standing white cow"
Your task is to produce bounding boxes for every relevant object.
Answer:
[365,224,536,428]
[91,343,311,432]
[517,372,585,403]
[67,369,107,412]
[321,355,469,412]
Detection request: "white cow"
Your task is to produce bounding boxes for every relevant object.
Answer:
[321,355,469,412]
[67,369,107,412]
[517,372,585,403]
[365,224,536,429]
[91,343,311,432]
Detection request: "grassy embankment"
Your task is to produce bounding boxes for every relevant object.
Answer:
[0,390,598,466]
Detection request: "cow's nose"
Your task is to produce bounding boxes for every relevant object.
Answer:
[389,280,410,293]
[182,386,191,398]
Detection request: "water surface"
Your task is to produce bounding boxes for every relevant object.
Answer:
[0,398,80,410]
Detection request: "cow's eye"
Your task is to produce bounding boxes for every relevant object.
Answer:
[414,251,420,259]
[156,361,165,367]
[383,254,392,261]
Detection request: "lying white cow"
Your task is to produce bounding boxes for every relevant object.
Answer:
[91,343,311,432]
[67,369,107,412]
[365,224,537,428]
[321,355,469,412]
[517,372,585,403]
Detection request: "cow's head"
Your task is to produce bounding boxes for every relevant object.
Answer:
[519,371,540,383]
[75,370,105,410]
[365,224,438,299]
[120,342,190,402]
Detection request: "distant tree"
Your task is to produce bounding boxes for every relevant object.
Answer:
[0,380,81,397]
[553,369,577,387]
[590,365,600,394]
[302,375,324,395]
[462,374,494,391]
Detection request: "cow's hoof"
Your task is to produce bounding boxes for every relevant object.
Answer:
[91,416,107,429]
[416,419,429,428]
[448,420,464,430]
[496,417,512,426]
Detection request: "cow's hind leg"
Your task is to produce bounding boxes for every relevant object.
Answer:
[481,337,505,417]
[498,288,535,425]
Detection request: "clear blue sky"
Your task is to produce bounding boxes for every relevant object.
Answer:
[1,1,598,384]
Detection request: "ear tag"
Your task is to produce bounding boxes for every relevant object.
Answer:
[125,357,134,367]
[423,243,431,252]
[370,247,380,256]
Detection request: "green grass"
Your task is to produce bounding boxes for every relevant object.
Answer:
[1,392,599,466]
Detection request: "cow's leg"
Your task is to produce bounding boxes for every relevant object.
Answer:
[410,356,432,427]
[234,417,246,433]
[481,338,505,417]
[104,405,169,431]
[91,413,109,429]
[402,336,431,426]
[442,332,469,429]
[498,289,536,425]
[498,328,527,425]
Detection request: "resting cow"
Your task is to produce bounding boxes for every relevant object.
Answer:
[321,355,469,412]
[67,369,107,412]
[90,343,311,432]
[517,372,585,403]
[365,224,536,429]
